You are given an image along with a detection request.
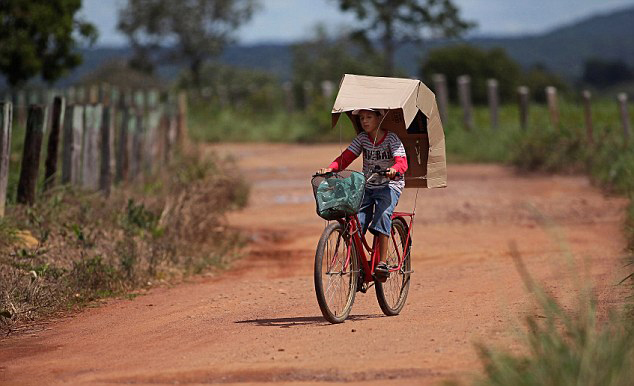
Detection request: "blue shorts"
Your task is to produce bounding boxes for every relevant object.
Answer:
[357,186,401,237]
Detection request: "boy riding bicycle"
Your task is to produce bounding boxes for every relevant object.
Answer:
[316,108,408,281]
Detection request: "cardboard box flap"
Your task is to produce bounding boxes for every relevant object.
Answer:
[330,74,447,189]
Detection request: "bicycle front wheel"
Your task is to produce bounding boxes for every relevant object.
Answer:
[314,221,358,324]
[375,217,411,316]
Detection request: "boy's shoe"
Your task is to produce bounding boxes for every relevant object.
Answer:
[374,262,389,283]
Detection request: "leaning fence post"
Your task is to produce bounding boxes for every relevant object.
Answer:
[81,104,102,190]
[432,74,449,125]
[0,102,12,216]
[582,90,594,145]
[61,105,84,185]
[457,75,474,130]
[17,105,46,205]
[546,86,559,128]
[487,79,499,130]
[517,86,530,130]
[44,96,65,191]
[617,93,631,143]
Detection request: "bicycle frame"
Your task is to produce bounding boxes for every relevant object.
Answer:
[337,211,414,284]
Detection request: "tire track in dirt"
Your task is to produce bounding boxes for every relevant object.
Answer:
[0,143,629,385]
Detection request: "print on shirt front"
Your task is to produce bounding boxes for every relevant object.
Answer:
[348,132,406,193]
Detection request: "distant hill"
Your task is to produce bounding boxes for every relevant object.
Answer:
[2,5,633,89]
[462,5,634,80]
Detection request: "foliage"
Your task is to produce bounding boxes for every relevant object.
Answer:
[471,246,634,386]
[0,0,97,87]
[78,60,165,90]
[291,24,385,107]
[334,0,475,75]
[118,0,260,84]
[179,62,282,114]
[582,59,634,90]
[421,44,523,104]
[522,65,569,103]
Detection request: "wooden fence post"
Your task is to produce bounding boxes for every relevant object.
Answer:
[144,108,162,174]
[617,92,631,142]
[17,105,46,205]
[487,79,499,129]
[0,102,12,216]
[177,91,188,150]
[16,90,26,128]
[81,104,102,190]
[116,107,135,183]
[432,74,449,124]
[98,83,111,105]
[546,86,559,127]
[517,86,530,130]
[282,82,294,113]
[44,96,65,191]
[302,82,313,109]
[62,105,84,185]
[582,90,594,145]
[457,75,474,130]
[88,85,99,104]
[129,112,144,181]
[66,87,76,105]
[100,106,115,195]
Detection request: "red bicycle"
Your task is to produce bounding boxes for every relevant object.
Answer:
[311,169,413,324]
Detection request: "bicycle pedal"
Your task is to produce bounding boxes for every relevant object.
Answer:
[373,272,389,283]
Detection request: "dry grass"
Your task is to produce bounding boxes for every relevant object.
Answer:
[0,149,249,334]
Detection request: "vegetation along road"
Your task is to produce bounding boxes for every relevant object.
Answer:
[0,143,629,385]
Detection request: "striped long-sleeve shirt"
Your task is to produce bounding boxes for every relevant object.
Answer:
[329,131,408,193]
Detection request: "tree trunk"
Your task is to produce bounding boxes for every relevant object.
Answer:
[190,58,203,88]
[382,20,395,76]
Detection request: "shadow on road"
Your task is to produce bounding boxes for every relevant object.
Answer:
[235,314,382,328]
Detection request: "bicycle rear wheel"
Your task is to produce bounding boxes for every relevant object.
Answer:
[375,217,411,316]
[314,221,358,323]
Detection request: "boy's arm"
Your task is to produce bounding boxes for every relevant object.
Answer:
[389,133,408,174]
[392,155,408,174]
[329,149,358,172]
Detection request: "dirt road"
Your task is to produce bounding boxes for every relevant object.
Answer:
[0,143,629,385]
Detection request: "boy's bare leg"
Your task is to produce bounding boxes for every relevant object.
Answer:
[378,234,389,264]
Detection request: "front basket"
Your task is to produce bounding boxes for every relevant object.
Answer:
[311,170,365,221]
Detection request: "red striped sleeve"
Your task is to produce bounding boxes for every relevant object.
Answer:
[329,149,358,171]
[393,155,408,174]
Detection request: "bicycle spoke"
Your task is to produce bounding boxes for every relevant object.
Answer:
[322,230,352,316]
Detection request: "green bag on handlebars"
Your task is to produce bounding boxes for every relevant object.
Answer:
[311,170,366,221]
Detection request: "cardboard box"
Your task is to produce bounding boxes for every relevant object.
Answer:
[331,74,447,188]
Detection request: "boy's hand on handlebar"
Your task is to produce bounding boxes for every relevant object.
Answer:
[386,168,398,179]
[316,167,333,175]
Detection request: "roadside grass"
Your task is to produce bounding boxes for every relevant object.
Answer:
[0,149,249,334]
[456,237,634,386]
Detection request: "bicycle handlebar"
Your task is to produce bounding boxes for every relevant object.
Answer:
[312,168,402,179]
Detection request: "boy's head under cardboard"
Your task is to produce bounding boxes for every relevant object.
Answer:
[331,74,447,189]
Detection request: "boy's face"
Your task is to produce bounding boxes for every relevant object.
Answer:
[358,110,381,134]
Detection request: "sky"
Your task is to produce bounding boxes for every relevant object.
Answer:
[79,0,634,46]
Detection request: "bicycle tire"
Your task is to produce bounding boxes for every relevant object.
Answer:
[314,221,358,323]
[375,217,411,316]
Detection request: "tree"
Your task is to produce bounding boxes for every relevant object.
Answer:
[421,44,522,104]
[118,0,260,86]
[0,0,97,88]
[292,25,385,95]
[582,59,633,89]
[334,0,475,75]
